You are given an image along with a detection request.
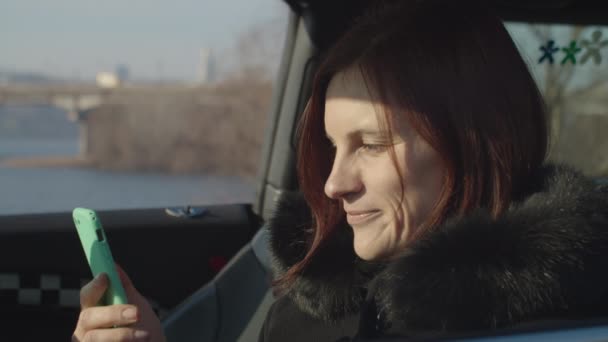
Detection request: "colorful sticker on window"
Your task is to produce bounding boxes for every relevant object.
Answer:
[539,30,608,65]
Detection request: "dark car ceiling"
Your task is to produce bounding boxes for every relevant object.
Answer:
[284,0,608,51]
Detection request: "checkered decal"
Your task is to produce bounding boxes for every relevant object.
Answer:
[0,273,168,318]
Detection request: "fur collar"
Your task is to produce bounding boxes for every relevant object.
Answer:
[267,164,608,333]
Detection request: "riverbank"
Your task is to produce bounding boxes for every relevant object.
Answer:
[0,156,91,168]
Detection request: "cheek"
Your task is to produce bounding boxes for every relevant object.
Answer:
[364,156,405,201]
[406,138,444,185]
[389,144,441,225]
[401,145,444,228]
[362,157,407,224]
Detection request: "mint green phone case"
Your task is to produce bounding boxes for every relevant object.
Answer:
[73,208,128,305]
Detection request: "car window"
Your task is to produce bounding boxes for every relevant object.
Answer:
[0,1,288,215]
[505,23,608,178]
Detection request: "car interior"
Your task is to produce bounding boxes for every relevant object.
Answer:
[1,0,607,341]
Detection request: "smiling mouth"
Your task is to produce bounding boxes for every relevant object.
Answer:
[346,210,381,225]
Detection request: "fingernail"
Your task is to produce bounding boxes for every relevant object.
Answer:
[134,330,150,339]
[122,307,138,321]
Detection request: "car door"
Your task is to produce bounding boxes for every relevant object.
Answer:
[0,1,290,340]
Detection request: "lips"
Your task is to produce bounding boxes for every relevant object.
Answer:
[346,210,381,225]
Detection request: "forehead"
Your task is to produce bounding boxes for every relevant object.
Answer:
[325,67,408,138]
[326,66,372,100]
[325,68,383,130]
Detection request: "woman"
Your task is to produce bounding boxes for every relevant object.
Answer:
[73,1,608,341]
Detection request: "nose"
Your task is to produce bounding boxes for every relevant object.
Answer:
[324,153,362,200]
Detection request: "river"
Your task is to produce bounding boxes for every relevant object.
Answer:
[0,138,256,215]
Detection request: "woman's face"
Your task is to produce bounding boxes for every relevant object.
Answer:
[324,68,445,261]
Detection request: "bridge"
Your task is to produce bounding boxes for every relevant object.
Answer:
[0,83,221,116]
[0,83,223,156]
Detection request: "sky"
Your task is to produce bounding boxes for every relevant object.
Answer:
[0,0,288,81]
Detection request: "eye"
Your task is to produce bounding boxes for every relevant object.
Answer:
[360,144,388,153]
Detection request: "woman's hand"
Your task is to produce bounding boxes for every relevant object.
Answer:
[72,265,166,342]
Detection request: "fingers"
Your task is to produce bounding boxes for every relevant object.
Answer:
[80,327,150,342]
[80,273,109,309]
[78,304,140,331]
[115,263,135,291]
[115,264,145,305]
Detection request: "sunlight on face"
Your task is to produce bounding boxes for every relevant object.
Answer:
[323,66,445,261]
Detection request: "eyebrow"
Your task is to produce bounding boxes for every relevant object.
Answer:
[358,129,385,137]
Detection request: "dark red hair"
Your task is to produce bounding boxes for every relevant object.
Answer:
[278,0,548,288]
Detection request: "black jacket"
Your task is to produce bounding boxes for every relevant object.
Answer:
[258,164,608,341]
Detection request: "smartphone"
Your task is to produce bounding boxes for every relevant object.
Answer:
[73,207,128,305]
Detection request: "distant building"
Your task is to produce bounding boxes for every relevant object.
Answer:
[198,48,216,84]
[115,64,130,83]
[96,72,120,88]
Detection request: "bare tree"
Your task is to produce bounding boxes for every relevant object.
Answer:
[216,11,287,84]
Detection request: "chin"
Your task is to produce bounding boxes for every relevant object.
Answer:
[352,221,394,261]
[353,239,383,261]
